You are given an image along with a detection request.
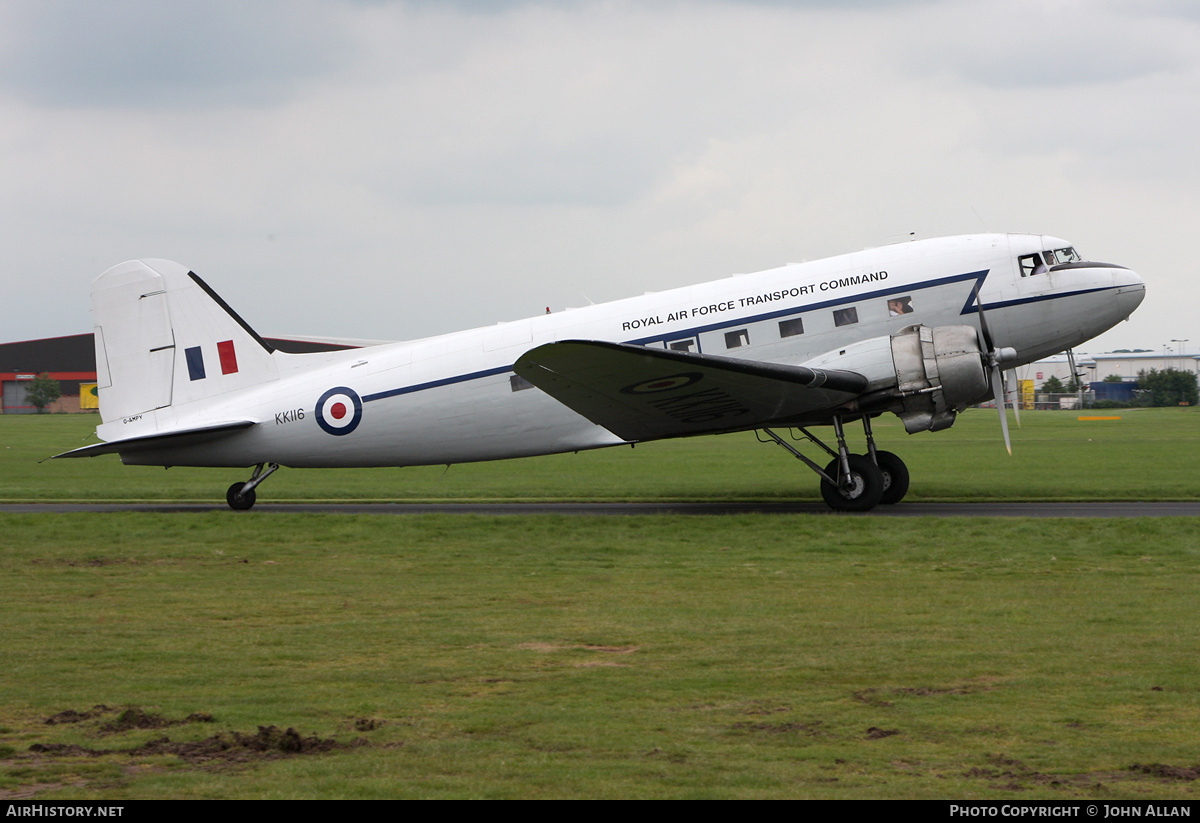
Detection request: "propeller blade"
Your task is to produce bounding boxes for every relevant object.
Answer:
[1006,370,1022,427]
[973,282,995,351]
[975,281,1013,454]
[992,365,1012,456]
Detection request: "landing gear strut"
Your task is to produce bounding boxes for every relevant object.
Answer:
[226,462,279,511]
[760,415,909,512]
[860,413,909,506]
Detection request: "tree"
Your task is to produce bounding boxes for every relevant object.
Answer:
[1136,368,1199,407]
[1102,374,1124,383]
[1041,375,1065,393]
[25,373,61,413]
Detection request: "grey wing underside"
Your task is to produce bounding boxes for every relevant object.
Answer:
[51,420,256,460]
[513,340,867,442]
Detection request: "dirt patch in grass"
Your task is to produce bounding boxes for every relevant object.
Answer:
[28,725,361,764]
[893,686,974,697]
[43,705,214,735]
[961,754,1200,792]
[855,680,991,707]
[138,725,359,763]
[1128,763,1200,781]
[101,708,214,733]
[732,720,825,736]
[45,705,113,725]
[518,642,640,654]
[30,557,140,567]
[0,778,90,801]
[853,689,893,708]
[6,709,370,799]
[27,707,364,767]
[961,754,1087,791]
[26,743,98,757]
[739,702,791,716]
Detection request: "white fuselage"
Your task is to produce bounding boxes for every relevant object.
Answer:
[110,233,1144,468]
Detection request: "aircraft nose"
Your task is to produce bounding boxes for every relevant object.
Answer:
[1112,266,1146,316]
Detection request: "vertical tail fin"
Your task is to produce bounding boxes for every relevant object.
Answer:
[92,259,277,425]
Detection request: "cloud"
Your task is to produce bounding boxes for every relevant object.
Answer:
[903,0,1188,89]
[0,0,351,108]
[0,0,1194,352]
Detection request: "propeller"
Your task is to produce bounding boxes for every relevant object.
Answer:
[1006,370,1022,428]
[973,282,1018,454]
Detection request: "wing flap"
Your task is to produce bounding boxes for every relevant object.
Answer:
[52,420,256,459]
[513,340,867,441]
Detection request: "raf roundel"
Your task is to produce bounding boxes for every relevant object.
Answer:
[315,386,363,436]
[620,372,703,395]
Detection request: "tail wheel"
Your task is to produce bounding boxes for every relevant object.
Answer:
[226,482,256,511]
[820,455,884,512]
[874,450,910,505]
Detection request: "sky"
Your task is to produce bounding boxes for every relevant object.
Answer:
[1,0,1197,355]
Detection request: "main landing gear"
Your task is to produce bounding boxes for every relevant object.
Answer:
[759,415,909,512]
[225,462,280,510]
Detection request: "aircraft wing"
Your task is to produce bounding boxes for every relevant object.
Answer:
[513,340,868,441]
[51,420,256,459]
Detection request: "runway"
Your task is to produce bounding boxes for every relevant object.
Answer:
[3,501,1199,516]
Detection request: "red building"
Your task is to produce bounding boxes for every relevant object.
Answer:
[1,334,356,414]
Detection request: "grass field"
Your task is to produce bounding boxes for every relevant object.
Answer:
[2,411,1199,799]
[5,406,1200,503]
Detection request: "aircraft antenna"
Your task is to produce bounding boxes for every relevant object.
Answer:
[970,206,987,230]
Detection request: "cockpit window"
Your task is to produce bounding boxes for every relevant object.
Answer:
[1045,246,1081,265]
[1019,253,1046,277]
[1021,246,1084,276]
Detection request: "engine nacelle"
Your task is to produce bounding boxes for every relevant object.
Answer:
[802,324,990,434]
[889,324,990,433]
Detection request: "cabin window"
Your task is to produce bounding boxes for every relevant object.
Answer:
[1019,253,1046,277]
[779,317,804,338]
[668,338,697,352]
[510,375,534,392]
[833,307,858,327]
[725,329,749,349]
[887,296,914,316]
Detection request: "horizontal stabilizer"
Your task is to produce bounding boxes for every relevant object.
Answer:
[513,340,867,441]
[52,420,256,460]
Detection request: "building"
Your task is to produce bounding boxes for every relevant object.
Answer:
[1013,351,1200,389]
[1,333,363,414]
[0,335,97,414]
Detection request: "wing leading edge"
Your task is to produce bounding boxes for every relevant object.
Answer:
[513,340,868,441]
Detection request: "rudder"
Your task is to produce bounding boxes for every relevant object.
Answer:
[92,259,278,426]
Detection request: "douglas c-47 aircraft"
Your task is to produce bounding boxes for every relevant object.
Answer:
[54,234,1145,511]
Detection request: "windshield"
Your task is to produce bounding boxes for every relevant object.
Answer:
[1044,246,1081,265]
[1019,246,1084,276]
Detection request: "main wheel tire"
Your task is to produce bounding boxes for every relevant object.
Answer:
[874,450,910,505]
[226,482,256,511]
[820,455,885,512]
